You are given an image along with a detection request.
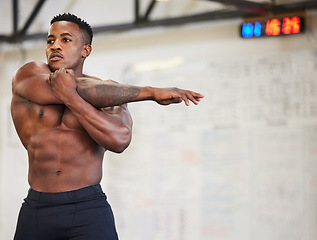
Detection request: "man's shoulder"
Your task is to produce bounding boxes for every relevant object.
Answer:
[22,61,47,68]
[14,61,50,82]
[17,61,49,74]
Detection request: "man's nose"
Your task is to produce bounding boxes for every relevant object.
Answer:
[51,40,61,50]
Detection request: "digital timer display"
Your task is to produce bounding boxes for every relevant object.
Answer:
[240,15,305,38]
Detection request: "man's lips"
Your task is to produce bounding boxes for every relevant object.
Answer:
[49,52,63,62]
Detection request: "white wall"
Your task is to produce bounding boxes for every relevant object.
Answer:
[1,10,317,240]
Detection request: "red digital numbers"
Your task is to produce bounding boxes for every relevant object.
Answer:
[282,16,301,34]
[266,18,281,36]
[266,16,301,36]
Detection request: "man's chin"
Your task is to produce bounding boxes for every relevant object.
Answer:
[48,62,64,72]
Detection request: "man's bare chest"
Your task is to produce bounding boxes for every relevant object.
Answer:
[12,95,83,131]
[33,103,83,130]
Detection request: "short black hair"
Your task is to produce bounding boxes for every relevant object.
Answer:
[50,13,93,45]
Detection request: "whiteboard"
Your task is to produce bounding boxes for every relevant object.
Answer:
[103,49,317,240]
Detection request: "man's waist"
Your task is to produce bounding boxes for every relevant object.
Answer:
[27,184,105,203]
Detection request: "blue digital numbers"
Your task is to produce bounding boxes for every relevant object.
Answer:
[241,22,262,38]
[241,23,253,38]
[254,22,262,37]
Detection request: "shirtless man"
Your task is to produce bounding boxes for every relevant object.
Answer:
[11,13,204,240]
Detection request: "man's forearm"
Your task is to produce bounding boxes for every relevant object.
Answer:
[76,78,154,108]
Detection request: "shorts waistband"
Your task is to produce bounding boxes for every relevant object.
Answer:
[27,184,104,203]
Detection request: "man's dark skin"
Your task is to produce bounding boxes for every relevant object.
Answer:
[11,20,204,193]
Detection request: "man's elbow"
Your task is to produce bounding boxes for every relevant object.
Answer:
[111,137,131,153]
[105,127,132,153]
[111,141,130,154]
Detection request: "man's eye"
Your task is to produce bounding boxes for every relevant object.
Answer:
[47,39,54,44]
[63,38,71,42]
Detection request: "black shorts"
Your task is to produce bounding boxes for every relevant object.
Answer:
[14,184,118,240]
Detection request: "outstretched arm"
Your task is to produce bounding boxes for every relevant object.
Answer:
[48,68,204,108]
[76,78,203,107]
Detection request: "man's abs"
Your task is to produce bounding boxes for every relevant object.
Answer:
[27,127,105,192]
[11,98,105,192]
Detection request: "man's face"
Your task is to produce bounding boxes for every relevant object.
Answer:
[46,21,87,73]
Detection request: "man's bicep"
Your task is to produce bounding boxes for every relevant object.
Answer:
[12,62,62,105]
[13,74,61,104]
[102,105,133,128]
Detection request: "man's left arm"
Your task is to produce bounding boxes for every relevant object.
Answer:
[47,68,203,152]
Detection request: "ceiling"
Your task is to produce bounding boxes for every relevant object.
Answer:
[0,0,317,43]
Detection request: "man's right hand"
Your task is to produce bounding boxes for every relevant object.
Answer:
[46,68,78,104]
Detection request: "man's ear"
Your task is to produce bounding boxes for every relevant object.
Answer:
[82,44,92,59]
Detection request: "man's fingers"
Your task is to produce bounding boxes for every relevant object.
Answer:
[190,91,204,100]
[65,69,74,75]
[185,91,199,105]
[174,93,191,106]
[46,73,53,86]
[195,92,204,98]
[179,90,204,106]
